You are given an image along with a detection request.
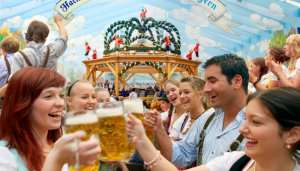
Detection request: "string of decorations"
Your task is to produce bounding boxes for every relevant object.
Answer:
[119,61,165,76]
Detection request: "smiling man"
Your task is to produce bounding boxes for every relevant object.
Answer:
[153,54,249,168]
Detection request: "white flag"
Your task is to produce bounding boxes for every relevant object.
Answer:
[55,0,90,18]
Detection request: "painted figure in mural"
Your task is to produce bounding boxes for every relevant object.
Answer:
[140,7,147,21]
[113,35,124,48]
[92,49,97,59]
[186,49,193,60]
[194,43,200,57]
[164,34,171,51]
[85,42,91,56]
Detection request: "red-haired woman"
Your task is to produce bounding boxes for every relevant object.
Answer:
[0,67,100,171]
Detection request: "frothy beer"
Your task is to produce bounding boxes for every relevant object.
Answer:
[96,103,134,161]
[64,113,99,171]
[123,99,154,141]
[64,113,98,139]
[123,98,144,114]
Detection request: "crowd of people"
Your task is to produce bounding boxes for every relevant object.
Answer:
[0,14,299,171]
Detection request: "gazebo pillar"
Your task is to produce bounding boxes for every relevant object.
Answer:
[114,63,120,97]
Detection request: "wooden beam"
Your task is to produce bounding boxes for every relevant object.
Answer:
[114,63,120,96]
[168,64,178,79]
[105,62,117,76]
[96,72,104,80]
[92,69,97,86]
[95,72,104,87]
[87,65,97,82]
[83,55,201,67]
[85,65,91,80]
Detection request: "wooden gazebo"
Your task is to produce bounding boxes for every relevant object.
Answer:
[83,51,200,96]
[83,14,201,96]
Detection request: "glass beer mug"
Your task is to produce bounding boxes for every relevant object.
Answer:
[96,101,134,161]
[123,98,154,141]
[64,111,99,171]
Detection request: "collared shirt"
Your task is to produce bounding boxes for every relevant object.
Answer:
[11,37,67,75]
[172,108,245,168]
[0,54,14,87]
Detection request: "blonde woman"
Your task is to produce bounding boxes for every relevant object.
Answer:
[169,76,212,141]
[161,80,186,138]
[65,80,97,113]
[268,34,300,88]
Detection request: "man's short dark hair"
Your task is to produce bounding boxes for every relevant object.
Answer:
[203,54,249,93]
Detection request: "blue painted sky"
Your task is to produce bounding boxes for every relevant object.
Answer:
[1,0,300,80]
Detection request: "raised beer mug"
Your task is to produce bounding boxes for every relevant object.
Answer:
[96,101,134,161]
[123,98,154,141]
[64,111,99,171]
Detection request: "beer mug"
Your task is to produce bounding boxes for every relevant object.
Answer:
[123,98,144,116]
[96,101,134,161]
[123,99,154,141]
[64,112,99,171]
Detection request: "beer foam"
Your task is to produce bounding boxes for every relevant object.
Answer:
[96,107,123,117]
[123,99,144,113]
[65,114,98,125]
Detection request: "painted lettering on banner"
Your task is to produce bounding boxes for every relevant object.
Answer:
[55,0,89,18]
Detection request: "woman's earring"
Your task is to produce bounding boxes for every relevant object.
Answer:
[286,144,291,149]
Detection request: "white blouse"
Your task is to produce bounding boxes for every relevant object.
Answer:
[206,151,300,171]
[169,112,190,141]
